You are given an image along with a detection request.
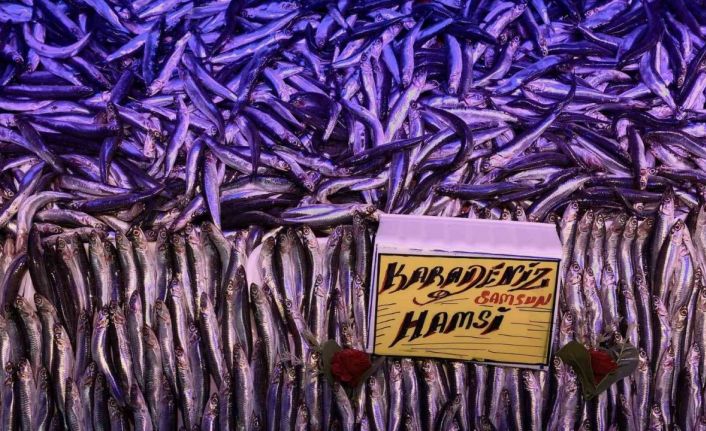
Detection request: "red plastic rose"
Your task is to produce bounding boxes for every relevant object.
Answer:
[589,348,618,383]
[331,349,372,386]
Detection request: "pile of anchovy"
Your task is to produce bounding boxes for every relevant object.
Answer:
[2,0,706,429]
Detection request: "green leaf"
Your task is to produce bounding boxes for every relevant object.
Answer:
[556,341,596,399]
[594,342,639,395]
[321,340,342,387]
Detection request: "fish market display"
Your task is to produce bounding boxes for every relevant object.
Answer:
[1,0,706,429]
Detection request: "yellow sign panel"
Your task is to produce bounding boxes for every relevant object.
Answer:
[369,252,560,367]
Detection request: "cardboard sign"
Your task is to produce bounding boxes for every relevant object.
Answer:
[366,214,562,369]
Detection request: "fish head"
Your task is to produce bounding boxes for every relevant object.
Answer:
[565,367,578,391]
[13,296,32,316]
[593,213,606,232]
[297,400,309,420]
[307,350,320,368]
[389,360,402,381]
[673,306,688,329]
[552,356,564,375]
[78,310,92,331]
[420,360,434,379]
[250,283,265,304]
[563,201,581,222]
[141,326,158,348]
[94,373,106,391]
[637,217,654,239]
[579,210,594,232]
[108,397,122,417]
[156,228,169,249]
[663,345,676,367]
[500,388,511,404]
[55,236,69,254]
[560,312,574,334]
[521,370,537,389]
[207,393,219,413]
[659,188,675,216]
[261,236,276,255]
[233,344,247,366]
[188,321,200,343]
[632,270,645,285]
[81,362,97,387]
[686,343,701,365]
[128,291,142,312]
[297,225,318,249]
[366,375,379,396]
[401,358,415,373]
[110,305,126,325]
[95,308,111,328]
[115,232,131,251]
[3,361,13,377]
[88,229,104,247]
[612,213,629,232]
[623,216,638,238]
[652,297,668,318]
[650,404,662,421]
[66,377,80,399]
[175,347,188,367]
[223,280,235,299]
[601,264,616,284]
[670,219,685,243]
[185,225,201,245]
[637,349,648,371]
[39,367,50,389]
[53,322,69,346]
[582,267,595,287]
[568,261,582,283]
[170,233,186,252]
[16,358,31,380]
[514,206,526,220]
[129,227,147,247]
[154,300,169,322]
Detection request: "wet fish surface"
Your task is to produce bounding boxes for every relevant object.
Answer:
[1,0,706,429]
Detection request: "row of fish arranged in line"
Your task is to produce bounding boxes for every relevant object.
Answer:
[550,196,706,431]
[0,220,378,431]
[0,199,705,430]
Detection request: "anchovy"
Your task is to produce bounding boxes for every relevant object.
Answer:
[64,377,84,431]
[141,325,162,430]
[127,292,145,390]
[13,297,42,377]
[401,358,422,431]
[91,308,123,406]
[15,358,34,431]
[187,321,208,425]
[676,343,702,431]
[52,323,74,419]
[93,373,110,431]
[34,366,52,431]
[174,346,196,429]
[154,301,177,398]
[198,292,226,389]
[232,342,255,431]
